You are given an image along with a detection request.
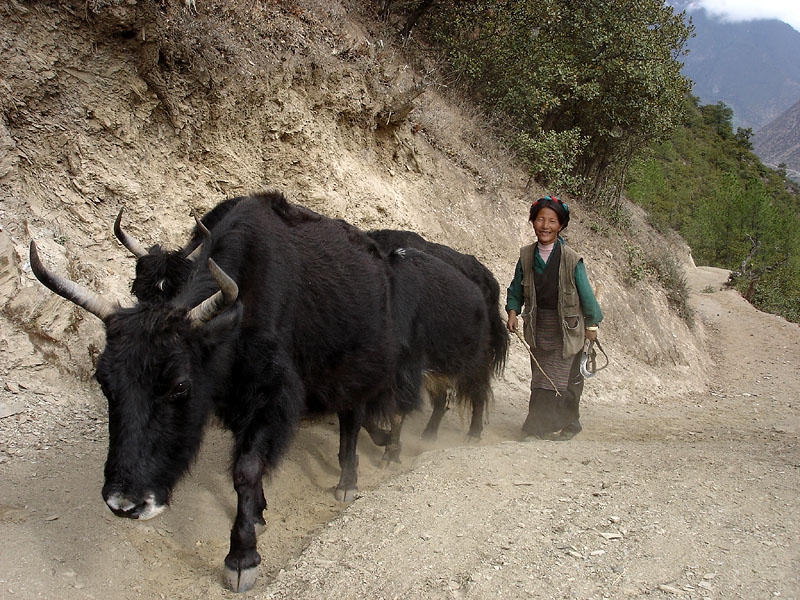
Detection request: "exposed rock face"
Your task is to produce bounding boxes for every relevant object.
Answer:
[752,97,800,181]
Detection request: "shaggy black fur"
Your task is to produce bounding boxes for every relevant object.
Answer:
[91,193,418,591]
[129,196,245,303]
[372,246,497,462]
[367,229,509,442]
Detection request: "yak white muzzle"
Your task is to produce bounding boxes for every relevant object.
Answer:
[105,492,166,520]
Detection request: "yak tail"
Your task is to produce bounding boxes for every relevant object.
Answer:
[483,274,510,377]
[489,308,510,376]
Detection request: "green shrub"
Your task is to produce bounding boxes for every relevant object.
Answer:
[650,251,694,324]
[622,240,650,285]
[511,128,587,191]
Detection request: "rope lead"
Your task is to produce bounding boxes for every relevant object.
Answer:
[511,327,562,396]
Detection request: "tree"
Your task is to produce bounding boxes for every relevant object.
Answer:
[735,127,753,151]
[626,96,800,322]
[408,0,693,197]
[701,102,734,139]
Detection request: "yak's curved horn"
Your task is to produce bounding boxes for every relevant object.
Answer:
[188,259,239,327]
[29,241,115,321]
[186,245,203,262]
[185,244,203,262]
[193,208,212,239]
[185,209,211,263]
[114,208,149,258]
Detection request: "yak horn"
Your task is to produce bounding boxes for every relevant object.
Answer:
[186,245,203,262]
[114,208,149,258]
[193,208,212,239]
[185,209,211,263]
[188,258,238,327]
[29,241,116,321]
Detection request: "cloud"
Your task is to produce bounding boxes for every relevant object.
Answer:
[688,0,800,32]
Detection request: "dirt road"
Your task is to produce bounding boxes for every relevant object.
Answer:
[1,266,798,600]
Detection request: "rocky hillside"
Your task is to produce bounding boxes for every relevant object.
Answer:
[0,0,708,406]
[752,97,800,180]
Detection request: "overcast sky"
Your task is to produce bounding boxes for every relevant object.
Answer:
[688,0,800,32]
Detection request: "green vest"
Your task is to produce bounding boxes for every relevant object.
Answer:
[519,242,585,358]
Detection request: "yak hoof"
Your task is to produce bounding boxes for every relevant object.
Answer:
[420,429,437,441]
[334,486,357,502]
[381,447,402,466]
[224,565,259,593]
[379,456,401,470]
[254,521,266,537]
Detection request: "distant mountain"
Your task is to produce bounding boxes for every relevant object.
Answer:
[751,99,800,180]
[675,6,800,131]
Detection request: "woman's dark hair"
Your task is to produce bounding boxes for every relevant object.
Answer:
[528,195,570,229]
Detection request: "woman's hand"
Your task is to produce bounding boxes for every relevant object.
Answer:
[585,327,598,342]
[507,311,518,333]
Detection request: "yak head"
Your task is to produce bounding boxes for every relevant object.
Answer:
[114,207,208,304]
[29,241,240,520]
[130,250,194,303]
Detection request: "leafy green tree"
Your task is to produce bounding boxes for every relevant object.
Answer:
[627,98,800,322]
[701,102,734,139]
[404,0,693,196]
[735,127,753,151]
[685,172,748,266]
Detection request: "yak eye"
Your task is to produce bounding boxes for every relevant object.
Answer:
[171,379,191,399]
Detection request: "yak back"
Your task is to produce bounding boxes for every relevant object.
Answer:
[174,191,402,421]
[368,229,508,375]
[182,196,247,258]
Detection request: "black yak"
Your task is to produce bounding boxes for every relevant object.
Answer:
[367,229,509,443]
[114,196,244,303]
[373,246,496,463]
[29,192,423,592]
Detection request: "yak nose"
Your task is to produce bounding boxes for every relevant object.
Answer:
[104,492,166,520]
[105,493,141,518]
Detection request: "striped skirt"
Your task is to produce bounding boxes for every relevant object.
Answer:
[530,309,576,393]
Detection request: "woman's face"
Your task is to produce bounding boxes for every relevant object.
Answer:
[532,206,563,245]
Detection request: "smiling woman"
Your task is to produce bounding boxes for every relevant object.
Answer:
[504,196,603,441]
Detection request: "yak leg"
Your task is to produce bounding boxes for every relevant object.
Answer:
[335,409,363,502]
[466,373,492,441]
[421,375,450,441]
[467,394,485,440]
[381,411,405,465]
[362,418,392,447]
[224,368,302,593]
[224,452,266,593]
[421,389,447,440]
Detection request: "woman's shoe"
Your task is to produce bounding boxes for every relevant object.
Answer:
[557,421,582,440]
